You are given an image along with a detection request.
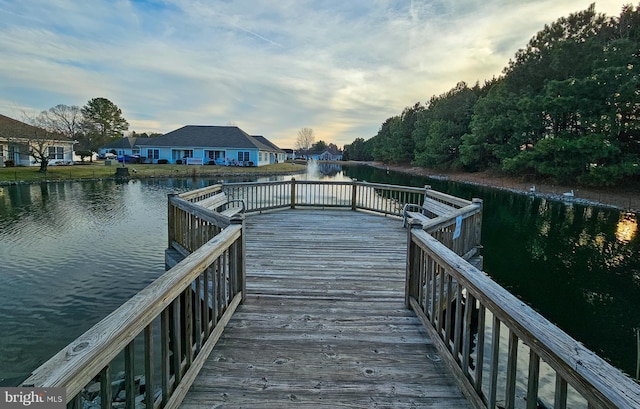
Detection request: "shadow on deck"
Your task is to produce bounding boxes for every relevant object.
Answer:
[180,209,471,408]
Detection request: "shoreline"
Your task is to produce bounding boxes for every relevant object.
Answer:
[3,161,638,213]
[369,162,640,213]
[0,170,304,186]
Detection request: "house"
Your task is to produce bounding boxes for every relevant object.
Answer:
[99,136,145,161]
[309,148,343,161]
[98,126,286,166]
[282,148,295,161]
[251,135,285,164]
[0,114,75,167]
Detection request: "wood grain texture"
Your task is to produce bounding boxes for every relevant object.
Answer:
[409,228,640,409]
[181,209,471,408]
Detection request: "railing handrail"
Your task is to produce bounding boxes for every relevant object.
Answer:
[178,183,223,202]
[223,179,425,193]
[221,179,459,217]
[425,187,472,208]
[23,224,242,400]
[421,200,482,233]
[170,194,234,228]
[408,226,640,408]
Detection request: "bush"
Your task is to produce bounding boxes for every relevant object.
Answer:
[75,150,93,161]
[4,160,15,167]
[157,159,168,164]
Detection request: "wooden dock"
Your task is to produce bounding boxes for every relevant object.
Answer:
[180,209,471,408]
[25,181,640,409]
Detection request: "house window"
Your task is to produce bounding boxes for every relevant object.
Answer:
[147,149,159,159]
[237,152,249,162]
[183,150,193,158]
[207,150,224,160]
[48,146,64,160]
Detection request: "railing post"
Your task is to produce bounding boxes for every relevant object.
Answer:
[351,179,358,211]
[405,219,422,308]
[290,178,296,209]
[168,193,177,247]
[472,198,483,254]
[230,214,246,303]
[423,185,431,213]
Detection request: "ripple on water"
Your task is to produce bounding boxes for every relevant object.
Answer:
[0,180,175,381]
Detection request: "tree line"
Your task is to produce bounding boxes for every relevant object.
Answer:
[343,4,640,187]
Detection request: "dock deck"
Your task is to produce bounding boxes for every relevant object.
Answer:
[180,209,471,408]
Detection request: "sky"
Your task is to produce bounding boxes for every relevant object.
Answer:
[0,1,626,149]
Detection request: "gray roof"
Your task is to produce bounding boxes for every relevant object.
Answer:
[144,126,280,151]
[100,126,283,152]
[102,136,143,149]
[0,114,70,141]
[252,135,285,153]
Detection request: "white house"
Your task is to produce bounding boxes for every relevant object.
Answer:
[0,114,75,167]
[99,125,286,166]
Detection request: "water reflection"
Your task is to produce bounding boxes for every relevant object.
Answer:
[0,180,194,384]
[616,213,637,243]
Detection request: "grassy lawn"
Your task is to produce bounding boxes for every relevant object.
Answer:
[0,161,306,183]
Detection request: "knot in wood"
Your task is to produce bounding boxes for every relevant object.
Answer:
[72,341,90,353]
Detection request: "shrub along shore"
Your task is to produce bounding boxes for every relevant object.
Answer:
[372,162,640,213]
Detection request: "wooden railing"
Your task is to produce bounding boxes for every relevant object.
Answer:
[167,185,235,256]
[23,208,245,409]
[422,198,483,262]
[406,220,640,409]
[222,179,428,216]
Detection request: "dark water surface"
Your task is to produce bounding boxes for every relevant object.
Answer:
[0,165,638,384]
[0,178,207,384]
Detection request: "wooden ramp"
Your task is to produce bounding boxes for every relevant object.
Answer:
[180,209,471,408]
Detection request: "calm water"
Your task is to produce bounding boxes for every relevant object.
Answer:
[0,165,638,385]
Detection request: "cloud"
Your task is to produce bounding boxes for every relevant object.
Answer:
[0,0,627,148]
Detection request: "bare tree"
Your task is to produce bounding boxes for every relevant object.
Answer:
[39,105,88,161]
[295,128,315,158]
[9,112,68,172]
[31,116,61,172]
[40,104,83,139]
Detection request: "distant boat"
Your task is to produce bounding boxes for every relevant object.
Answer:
[563,190,575,198]
[529,185,536,194]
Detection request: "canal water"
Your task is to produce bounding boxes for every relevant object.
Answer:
[0,164,638,386]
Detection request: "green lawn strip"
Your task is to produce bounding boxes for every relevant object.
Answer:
[0,162,306,183]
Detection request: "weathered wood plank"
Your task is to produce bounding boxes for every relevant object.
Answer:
[181,209,471,408]
[410,227,640,408]
[22,225,242,399]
